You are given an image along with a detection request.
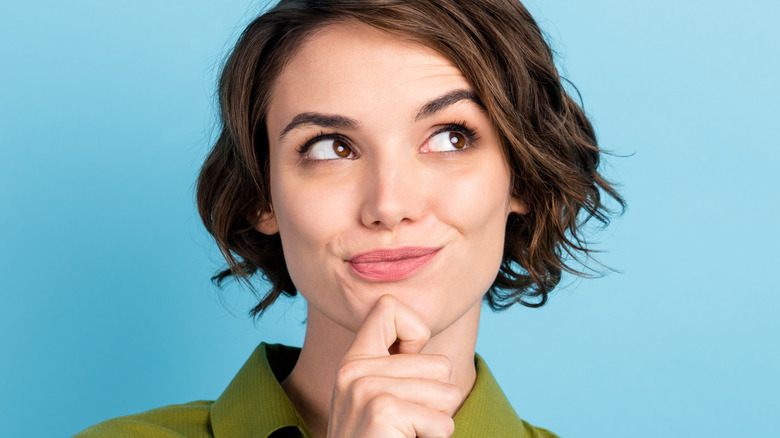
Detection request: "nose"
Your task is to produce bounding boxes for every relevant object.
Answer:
[359,152,424,231]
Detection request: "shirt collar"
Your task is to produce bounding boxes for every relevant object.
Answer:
[211,343,310,438]
[452,353,528,436]
[210,343,527,438]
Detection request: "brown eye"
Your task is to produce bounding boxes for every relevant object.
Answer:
[449,132,466,149]
[333,140,351,158]
[420,130,472,154]
[306,138,355,160]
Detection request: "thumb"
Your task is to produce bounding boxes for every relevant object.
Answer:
[343,295,430,360]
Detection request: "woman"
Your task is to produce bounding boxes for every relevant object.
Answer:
[76,0,622,436]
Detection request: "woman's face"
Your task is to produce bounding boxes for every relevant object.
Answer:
[260,22,526,335]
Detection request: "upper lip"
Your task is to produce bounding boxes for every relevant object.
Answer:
[349,246,440,263]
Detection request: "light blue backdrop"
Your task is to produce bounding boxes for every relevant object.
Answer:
[1,1,778,437]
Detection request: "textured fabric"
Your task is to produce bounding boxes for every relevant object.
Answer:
[451,356,557,438]
[74,343,557,437]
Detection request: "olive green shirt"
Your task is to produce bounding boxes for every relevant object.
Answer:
[75,343,557,437]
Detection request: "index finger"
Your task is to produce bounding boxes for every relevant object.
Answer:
[343,295,430,360]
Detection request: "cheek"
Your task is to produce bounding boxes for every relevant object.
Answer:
[270,176,370,331]
[436,161,512,232]
[434,161,512,279]
[273,183,335,253]
[270,176,356,288]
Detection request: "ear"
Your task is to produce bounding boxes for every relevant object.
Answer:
[252,209,279,235]
[509,197,529,215]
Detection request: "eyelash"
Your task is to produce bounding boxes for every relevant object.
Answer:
[295,131,352,156]
[432,121,481,151]
[295,121,481,159]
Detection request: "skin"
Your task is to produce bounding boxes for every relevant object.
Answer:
[257,22,526,438]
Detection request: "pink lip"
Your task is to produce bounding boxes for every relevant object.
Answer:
[348,247,441,282]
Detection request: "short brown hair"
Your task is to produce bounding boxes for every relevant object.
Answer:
[197,0,624,317]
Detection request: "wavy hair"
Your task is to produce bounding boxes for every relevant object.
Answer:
[197,0,624,317]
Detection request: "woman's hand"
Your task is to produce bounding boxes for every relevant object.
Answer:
[327,295,463,438]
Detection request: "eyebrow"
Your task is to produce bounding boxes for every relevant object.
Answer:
[278,89,484,141]
[279,113,361,141]
[414,89,484,122]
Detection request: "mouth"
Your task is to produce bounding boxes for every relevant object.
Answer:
[348,247,441,282]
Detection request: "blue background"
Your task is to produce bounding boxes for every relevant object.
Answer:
[2,1,778,436]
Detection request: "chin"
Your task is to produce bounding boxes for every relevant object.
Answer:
[351,280,482,333]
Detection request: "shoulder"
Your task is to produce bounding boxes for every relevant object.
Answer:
[73,401,214,438]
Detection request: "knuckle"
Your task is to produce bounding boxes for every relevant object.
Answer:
[350,375,377,399]
[416,324,433,341]
[443,384,463,407]
[366,393,399,420]
[430,354,453,379]
[441,417,455,437]
[429,414,456,438]
[335,360,364,389]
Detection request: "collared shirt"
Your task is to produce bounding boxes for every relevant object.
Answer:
[75,343,557,437]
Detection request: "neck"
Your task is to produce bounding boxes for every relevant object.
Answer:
[281,301,482,438]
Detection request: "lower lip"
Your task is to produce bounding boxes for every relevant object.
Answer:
[349,248,441,282]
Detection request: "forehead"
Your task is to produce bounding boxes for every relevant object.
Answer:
[266,22,472,129]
